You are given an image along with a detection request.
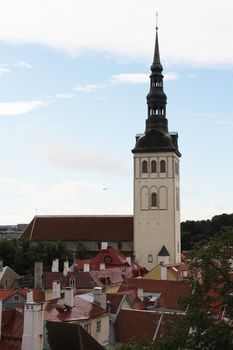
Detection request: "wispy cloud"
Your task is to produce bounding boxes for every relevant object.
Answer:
[0,67,10,76]
[0,100,48,116]
[0,1,232,68]
[111,73,148,84]
[0,59,32,78]
[74,84,102,93]
[164,72,179,81]
[56,92,74,99]
[13,60,32,69]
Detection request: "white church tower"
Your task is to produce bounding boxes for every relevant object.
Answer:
[132,23,181,270]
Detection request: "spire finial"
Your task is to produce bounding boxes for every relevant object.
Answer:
[156,12,158,31]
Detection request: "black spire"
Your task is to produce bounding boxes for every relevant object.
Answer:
[132,17,180,156]
[146,20,168,132]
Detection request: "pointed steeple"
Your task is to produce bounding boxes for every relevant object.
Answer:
[146,15,167,132]
[151,14,162,72]
[132,18,181,156]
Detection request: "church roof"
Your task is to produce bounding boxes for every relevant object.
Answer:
[158,245,170,256]
[20,215,133,242]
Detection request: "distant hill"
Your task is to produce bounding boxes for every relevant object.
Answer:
[181,213,233,250]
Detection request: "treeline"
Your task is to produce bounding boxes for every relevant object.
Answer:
[0,240,88,275]
[181,213,233,250]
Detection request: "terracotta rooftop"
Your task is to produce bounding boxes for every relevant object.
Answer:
[44,294,107,322]
[0,308,24,350]
[119,279,190,311]
[115,309,183,343]
[0,288,45,302]
[20,215,133,241]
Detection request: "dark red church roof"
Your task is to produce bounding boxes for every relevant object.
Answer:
[20,215,133,241]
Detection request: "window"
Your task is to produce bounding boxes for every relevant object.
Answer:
[69,277,75,287]
[160,160,166,173]
[151,193,157,207]
[142,160,148,173]
[84,323,90,333]
[148,254,153,263]
[97,242,101,250]
[118,242,122,250]
[151,160,157,173]
[97,320,101,333]
[14,295,20,302]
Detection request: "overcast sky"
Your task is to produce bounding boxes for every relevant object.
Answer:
[0,0,232,224]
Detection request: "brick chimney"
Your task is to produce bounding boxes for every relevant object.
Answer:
[21,302,44,350]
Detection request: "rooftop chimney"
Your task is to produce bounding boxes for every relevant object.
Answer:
[93,287,106,309]
[52,259,59,273]
[64,287,74,308]
[63,261,69,276]
[100,263,106,270]
[101,242,108,250]
[137,288,144,301]
[27,290,33,303]
[52,281,61,299]
[83,263,90,272]
[21,302,44,350]
[34,262,43,289]
[160,263,167,280]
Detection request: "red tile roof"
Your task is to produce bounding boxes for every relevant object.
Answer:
[0,288,45,302]
[119,279,190,311]
[115,309,183,343]
[106,293,125,314]
[0,308,24,349]
[44,295,107,322]
[20,215,133,241]
[89,246,129,269]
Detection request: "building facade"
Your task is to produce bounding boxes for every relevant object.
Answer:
[132,26,181,269]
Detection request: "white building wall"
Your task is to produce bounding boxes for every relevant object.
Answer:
[134,151,181,269]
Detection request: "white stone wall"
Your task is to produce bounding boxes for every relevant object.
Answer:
[133,152,181,269]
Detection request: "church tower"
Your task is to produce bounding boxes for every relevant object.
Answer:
[132,22,181,269]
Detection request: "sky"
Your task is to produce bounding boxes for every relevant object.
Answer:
[0,0,233,224]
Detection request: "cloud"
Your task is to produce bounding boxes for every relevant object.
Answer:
[74,84,102,93]
[40,142,129,176]
[13,60,32,69]
[164,72,179,81]
[0,1,232,68]
[56,92,74,99]
[111,73,148,84]
[0,67,10,76]
[0,100,48,116]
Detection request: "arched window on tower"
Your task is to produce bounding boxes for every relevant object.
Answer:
[151,192,157,207]
[160,160,166,173]
[142,160,148,173]
[151,160,157,173]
